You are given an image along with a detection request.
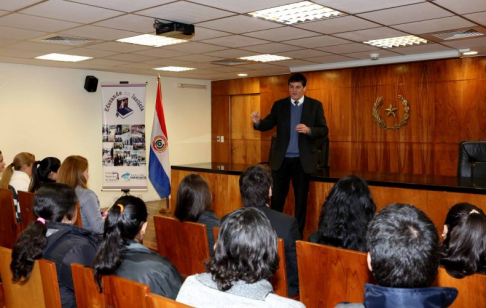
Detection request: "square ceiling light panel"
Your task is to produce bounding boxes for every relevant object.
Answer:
[248,1,345,25]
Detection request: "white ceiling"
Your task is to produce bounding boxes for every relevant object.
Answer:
[0,0,484,80]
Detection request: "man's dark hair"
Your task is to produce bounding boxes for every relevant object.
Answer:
[206,207,279,291]
[239,164,272,208]
[288,73,307,87]
[367,203,440,288]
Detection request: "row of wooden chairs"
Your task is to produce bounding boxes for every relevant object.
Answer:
[0,188,82,249]
[296,240,486,308]
[0,246,190,308]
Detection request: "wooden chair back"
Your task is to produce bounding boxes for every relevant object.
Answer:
[74,202,82,227]
[212,226,288,297]
[71,263,105,308]
[145,292,193,308]
[0,246,61,308]
[0,188,20,249]
[296,241,372,308]
[434,267,486,308]
[153,215,209,277]
[17,191,35,231]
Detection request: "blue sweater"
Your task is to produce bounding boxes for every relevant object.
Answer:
[285,103,303,158]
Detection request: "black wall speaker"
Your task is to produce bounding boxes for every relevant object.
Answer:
[84,76,98,92]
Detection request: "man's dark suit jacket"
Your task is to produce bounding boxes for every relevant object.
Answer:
[255,96,328,174]
[221,206,302,296]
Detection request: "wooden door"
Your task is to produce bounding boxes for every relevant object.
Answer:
[230,94,262,164]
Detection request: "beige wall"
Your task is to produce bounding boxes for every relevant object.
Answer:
[0,62,211,207]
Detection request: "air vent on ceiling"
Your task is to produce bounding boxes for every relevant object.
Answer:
[431,29,484,41]
[41,35,92,45]
[212,59,249,66]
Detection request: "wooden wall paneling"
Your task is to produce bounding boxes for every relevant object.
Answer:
[230,95,261,165]
[433,143,459,176]
[463,57,486,80]
[325,88,352,142]
[433,81,463,144]
[230,139,262,165]
[260,75,289,93]
[211,95,230,163]
[369,186,428,212]
[411,142,435,175]
[306,69,352,90]
[228,77,259,95]
[212,80,229,96]
[305,181,333,240]
[423,58,465,83]
[328,141,352,171]
[462,79,486,140]
[259,92,277,141]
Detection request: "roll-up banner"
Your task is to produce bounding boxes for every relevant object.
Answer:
[101,83,147,191]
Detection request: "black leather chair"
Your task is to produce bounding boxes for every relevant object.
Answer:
[268,135,329,170]
[457,141,486,178]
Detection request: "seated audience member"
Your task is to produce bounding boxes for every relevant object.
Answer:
[0,150,5,174]
[441,202,486,278]
[92,196,182,299]
[176,207,305,308]
[309,175,376,252]
[29,157,61,193]
[57,155,104,234]
[337,203,458,308]
[0,152,35,219]
[10,183,99,308]
[174,174,220,255]
[236,164,301,296]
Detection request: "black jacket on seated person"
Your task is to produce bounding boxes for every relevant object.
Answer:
[43,222,100,308]
[222,206,302,296]
[115,241,183,300]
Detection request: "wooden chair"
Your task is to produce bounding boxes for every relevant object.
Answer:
[0,188,20,249]
[145,292,193,308]
[18,191,35,231]
[434,267,486,308]
[153,215,209,278]
[213,226,289,297]
[296,241,372,308]
[71,264,105,308]
[74,202,82,227]
[0,246,61,308]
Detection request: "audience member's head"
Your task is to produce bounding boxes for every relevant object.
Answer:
[441,202,486,278]
[57,155,89,189]
[0,152,35,189]
[207,207,279,291]
[29,157,61,193]
[315,175,376,251]
[175,174,212,222]
[10,183,78,282]
[0,150,5,173]
[367,203,440,288]
[239,164,272,208]
[92,196,148,287]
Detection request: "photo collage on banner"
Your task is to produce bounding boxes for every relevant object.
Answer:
[101,83,148,190]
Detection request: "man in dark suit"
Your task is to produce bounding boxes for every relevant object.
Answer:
[251,73,328,233]
[237,164,301,296]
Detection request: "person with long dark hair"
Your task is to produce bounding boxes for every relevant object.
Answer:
[176,207,305,308]
[441,202,486,278]
[92,196,182,299]
[29,157,61,193]
[10,183,99,308]
[57,155,104,234]
[175,174,220,254]
[309,175,376,252]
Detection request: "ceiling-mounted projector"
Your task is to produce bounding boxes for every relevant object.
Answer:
[154,20,195,39]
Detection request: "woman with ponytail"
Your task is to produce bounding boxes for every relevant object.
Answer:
[57,155,104,234]
[10,183,99,308]
[92,196,182,299]
[0,152,35,192]
[29,157,61,193]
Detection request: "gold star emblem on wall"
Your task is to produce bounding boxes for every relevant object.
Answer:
[385,104,397,117]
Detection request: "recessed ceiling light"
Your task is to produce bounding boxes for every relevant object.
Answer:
[153,66,196,72]
[248,1,344,25]
[237,73,248,77]
[364,35,427,49]
[239,54,292,62]
[117,34,187,47]
[35,53,92,62]
[462,50,478,55]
